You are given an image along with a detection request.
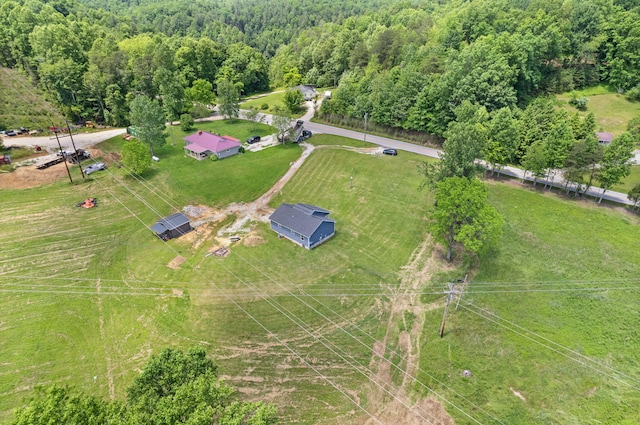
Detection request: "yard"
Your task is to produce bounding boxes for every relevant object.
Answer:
[2,128,640,424]
[557,86,640,135]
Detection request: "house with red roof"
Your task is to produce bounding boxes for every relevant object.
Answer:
[184,131,241,160]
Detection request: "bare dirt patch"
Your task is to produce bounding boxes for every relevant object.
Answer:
[362,237,456,425]
[0,147,109,189]
[0,163,69,189]
[167,255,186,269]
[242,233,265,247]
[510,387,527,402]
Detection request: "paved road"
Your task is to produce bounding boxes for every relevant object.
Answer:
[4,105,636,207]
[1,128,126,151]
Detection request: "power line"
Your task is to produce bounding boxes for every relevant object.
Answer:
[87,155,471,423]
[458,301,640,390]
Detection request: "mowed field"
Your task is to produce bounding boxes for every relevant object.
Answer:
[2,127,640,424]
[418,184,640,424]
[0,133,433,423]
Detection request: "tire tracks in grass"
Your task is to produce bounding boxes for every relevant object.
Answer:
[363,237,455,425]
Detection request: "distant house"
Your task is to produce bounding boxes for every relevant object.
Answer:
[269,203,335,249]
[596,132,614,145]
[184,131,241,160]
[297,85,317,101]
[151,212,192,241]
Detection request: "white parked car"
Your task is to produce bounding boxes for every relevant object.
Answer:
[84,162,106,175]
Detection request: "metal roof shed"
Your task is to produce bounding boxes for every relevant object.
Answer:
[151,212,192,241]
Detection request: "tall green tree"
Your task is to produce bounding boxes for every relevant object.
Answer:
[596,132,635,204]
[432,176,503,262]
[217,78,239,122]
[128,95,166,156]
[122,138,152,175]
[440,101,489,180]
[484,107,520,176]
[521,140,547,187]
[272,107,293,144]
[283,88,304,114]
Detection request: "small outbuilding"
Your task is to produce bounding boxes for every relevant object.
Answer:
[269,203,335,249]
[151,212,192,241]
[184,131,241,160]
[596,132,614,145]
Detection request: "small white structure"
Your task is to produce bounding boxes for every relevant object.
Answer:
[324,91,332,99]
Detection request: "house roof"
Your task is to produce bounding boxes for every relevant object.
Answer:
[184,131,241,153]
[596,132,613,142]
[151,212,191,234]
[269,203,335,237]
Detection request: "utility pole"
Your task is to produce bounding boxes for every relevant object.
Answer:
[66,121,85,179]
[53,124,73,184]
[363,113,368,145]
[439,281,460,338]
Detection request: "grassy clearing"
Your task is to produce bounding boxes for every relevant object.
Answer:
[0,67,65,130]
[418,183,640,424]
[0,137,432,423]
[556,90,640,135]
[240,91,287,114]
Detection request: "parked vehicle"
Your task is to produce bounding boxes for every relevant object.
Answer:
[247,135,261,144]
[5,130,16,137]
[301,130,312,140]
[36,149,91,169]
[84,162,106,175]
[292,120,305,143]
[382,148,398,156]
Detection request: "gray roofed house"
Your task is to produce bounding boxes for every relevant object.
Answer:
[269,203,335,249]
[151,212,192,241]
[297,85,317,101]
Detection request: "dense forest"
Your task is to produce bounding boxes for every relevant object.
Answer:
[1,0,639,155]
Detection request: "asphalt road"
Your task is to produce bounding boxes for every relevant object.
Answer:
[1,128,126,151]
[3,107,636,207]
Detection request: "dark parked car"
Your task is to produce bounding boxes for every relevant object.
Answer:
[301,130,312,139]
[84,162,106,175]
[247,135,261,144]
[5,130,17,137]
[382,148,397,156]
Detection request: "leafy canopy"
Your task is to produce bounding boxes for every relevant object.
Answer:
[432,176,503,262]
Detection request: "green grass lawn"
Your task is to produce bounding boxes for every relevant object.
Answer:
[418,183,640,424]
[0,135,432,423]
[611,165,640,194]
[240,91,287,114]
[556,88,640,135]
[4,124,640,424]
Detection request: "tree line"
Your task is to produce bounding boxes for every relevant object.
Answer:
[1,0,639,137]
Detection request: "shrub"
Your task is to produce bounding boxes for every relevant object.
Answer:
[180,113,195,132]
[261,103,269,110]
[569,93,588,110]
[210,154,218,161]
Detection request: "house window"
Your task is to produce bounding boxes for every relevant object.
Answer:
[301,236,305,240]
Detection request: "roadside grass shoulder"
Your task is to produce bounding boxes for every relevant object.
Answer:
[418,183,640,424]
[610,164,640,194]
[307,134,378,148]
